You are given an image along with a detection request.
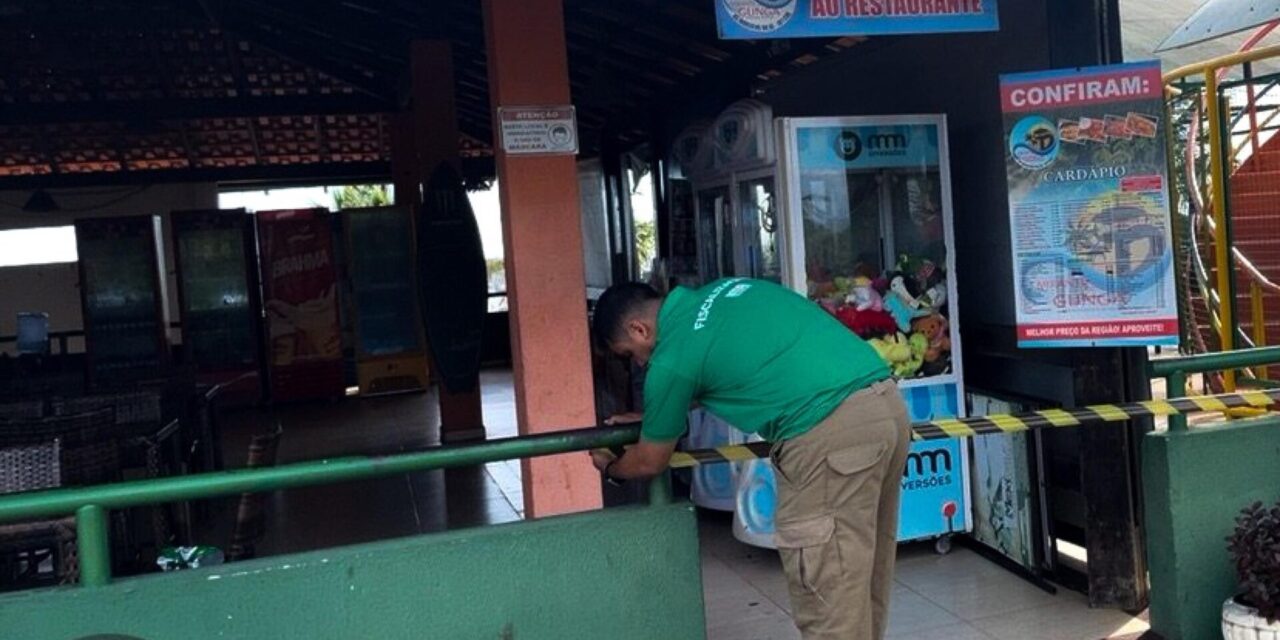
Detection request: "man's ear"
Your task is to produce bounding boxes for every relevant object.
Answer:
[625,316,648,339]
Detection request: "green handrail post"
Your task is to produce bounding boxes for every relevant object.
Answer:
[649,471,672,506]
[1148,346,1280,431]
[1166,370,1189,432]
[76,504,111,587]
[0,425,641,526]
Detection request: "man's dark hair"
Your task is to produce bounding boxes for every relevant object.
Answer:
[592,282,662,353]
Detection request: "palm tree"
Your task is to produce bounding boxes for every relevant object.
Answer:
[333,184,391,209]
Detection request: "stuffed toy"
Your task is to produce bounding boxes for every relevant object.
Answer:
[809,279,835,300]
[832,305,897,340]
[884,274,921,331]
[869,332,924,378]
[848,276,883,312]
[831,276,856,302]
[894,255,948,311]
[910,313,951,362]
[917,281,948,313]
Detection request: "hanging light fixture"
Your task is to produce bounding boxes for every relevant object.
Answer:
[21,189,58,213]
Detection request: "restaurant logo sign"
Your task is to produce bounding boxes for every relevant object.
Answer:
[720,0,798,33]
[717,0,998,40]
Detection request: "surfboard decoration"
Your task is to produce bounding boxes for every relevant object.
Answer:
[417,162,488,393]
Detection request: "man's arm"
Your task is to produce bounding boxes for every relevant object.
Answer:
[591,438,677,480]
[591,360,694,481]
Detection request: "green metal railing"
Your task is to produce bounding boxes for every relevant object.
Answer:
[0,424,645,587]
[1149,346,1280,431]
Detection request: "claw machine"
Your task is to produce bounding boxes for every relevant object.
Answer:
[673,100,784,524]
[774,114,971,551]
[171,208,264,405]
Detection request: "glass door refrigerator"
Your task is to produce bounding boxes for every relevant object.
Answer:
[256,208,345,403]
[171,208,264,406]
[75,215,171,390]
[773,114,971,552]
[341,205,429,396]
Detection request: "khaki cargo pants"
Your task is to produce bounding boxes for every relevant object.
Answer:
[770,380,912,640]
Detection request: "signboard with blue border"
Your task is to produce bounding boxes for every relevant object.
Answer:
[715,0,999,40]
[1000,60,1178,348]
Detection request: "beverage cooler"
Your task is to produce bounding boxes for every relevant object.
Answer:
[256,208,345,403]
[675,108,972,552]
[341,205,430,396]
[171,208,264,405]
[75,215,171,390]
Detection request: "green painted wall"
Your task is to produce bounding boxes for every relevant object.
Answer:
[1143,416,1280,640]
[0,502,706,640]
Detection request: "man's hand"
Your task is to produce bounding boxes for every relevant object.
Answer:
[588,439,677,481]
[604,412,643,426]
[590,448,616,472]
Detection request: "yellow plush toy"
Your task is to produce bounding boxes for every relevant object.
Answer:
[868,332,925,378]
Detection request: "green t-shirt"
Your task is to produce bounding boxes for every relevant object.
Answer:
[641,277,890,443]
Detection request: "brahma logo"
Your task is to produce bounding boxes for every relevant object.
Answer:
[721,0,797,33]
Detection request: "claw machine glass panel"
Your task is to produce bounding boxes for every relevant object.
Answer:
[774,114,971,545]
[171,208,264,405]
[695,182,733,285]
[737,172,781,282]
[75,215,170,390]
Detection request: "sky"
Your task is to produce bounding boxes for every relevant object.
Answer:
[0,184,510,268]
[220,184,508,259]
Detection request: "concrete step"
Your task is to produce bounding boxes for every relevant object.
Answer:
[1231,170,1280,192]
[1242,150,1280,172]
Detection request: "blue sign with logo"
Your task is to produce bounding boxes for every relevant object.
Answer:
[730,382,970,549]
[716,0,999,40]
[798,124,940,171]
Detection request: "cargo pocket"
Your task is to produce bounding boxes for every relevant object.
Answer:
[775,514,837,605]
[824,441,887,512]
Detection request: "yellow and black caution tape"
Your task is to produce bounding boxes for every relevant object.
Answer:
[664,389,1280,469]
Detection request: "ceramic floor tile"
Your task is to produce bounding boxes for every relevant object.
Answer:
[730,556,793,613]
[886,585,966,636]
[706,605,802,640]
[887,621,995,640]
[894,547,1013,586]
[970,593,1149,640]
[701,554,741,584]
[901,554,1060,620]
[443,497,522,530]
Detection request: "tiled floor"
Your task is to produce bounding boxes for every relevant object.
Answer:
[698,510,1150,639]
[208,370,1151,640]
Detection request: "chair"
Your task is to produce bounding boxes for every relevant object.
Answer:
[226,422,283,562]
[0,408,119,586]
[0,408,119,487]
[0,440,78,589]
